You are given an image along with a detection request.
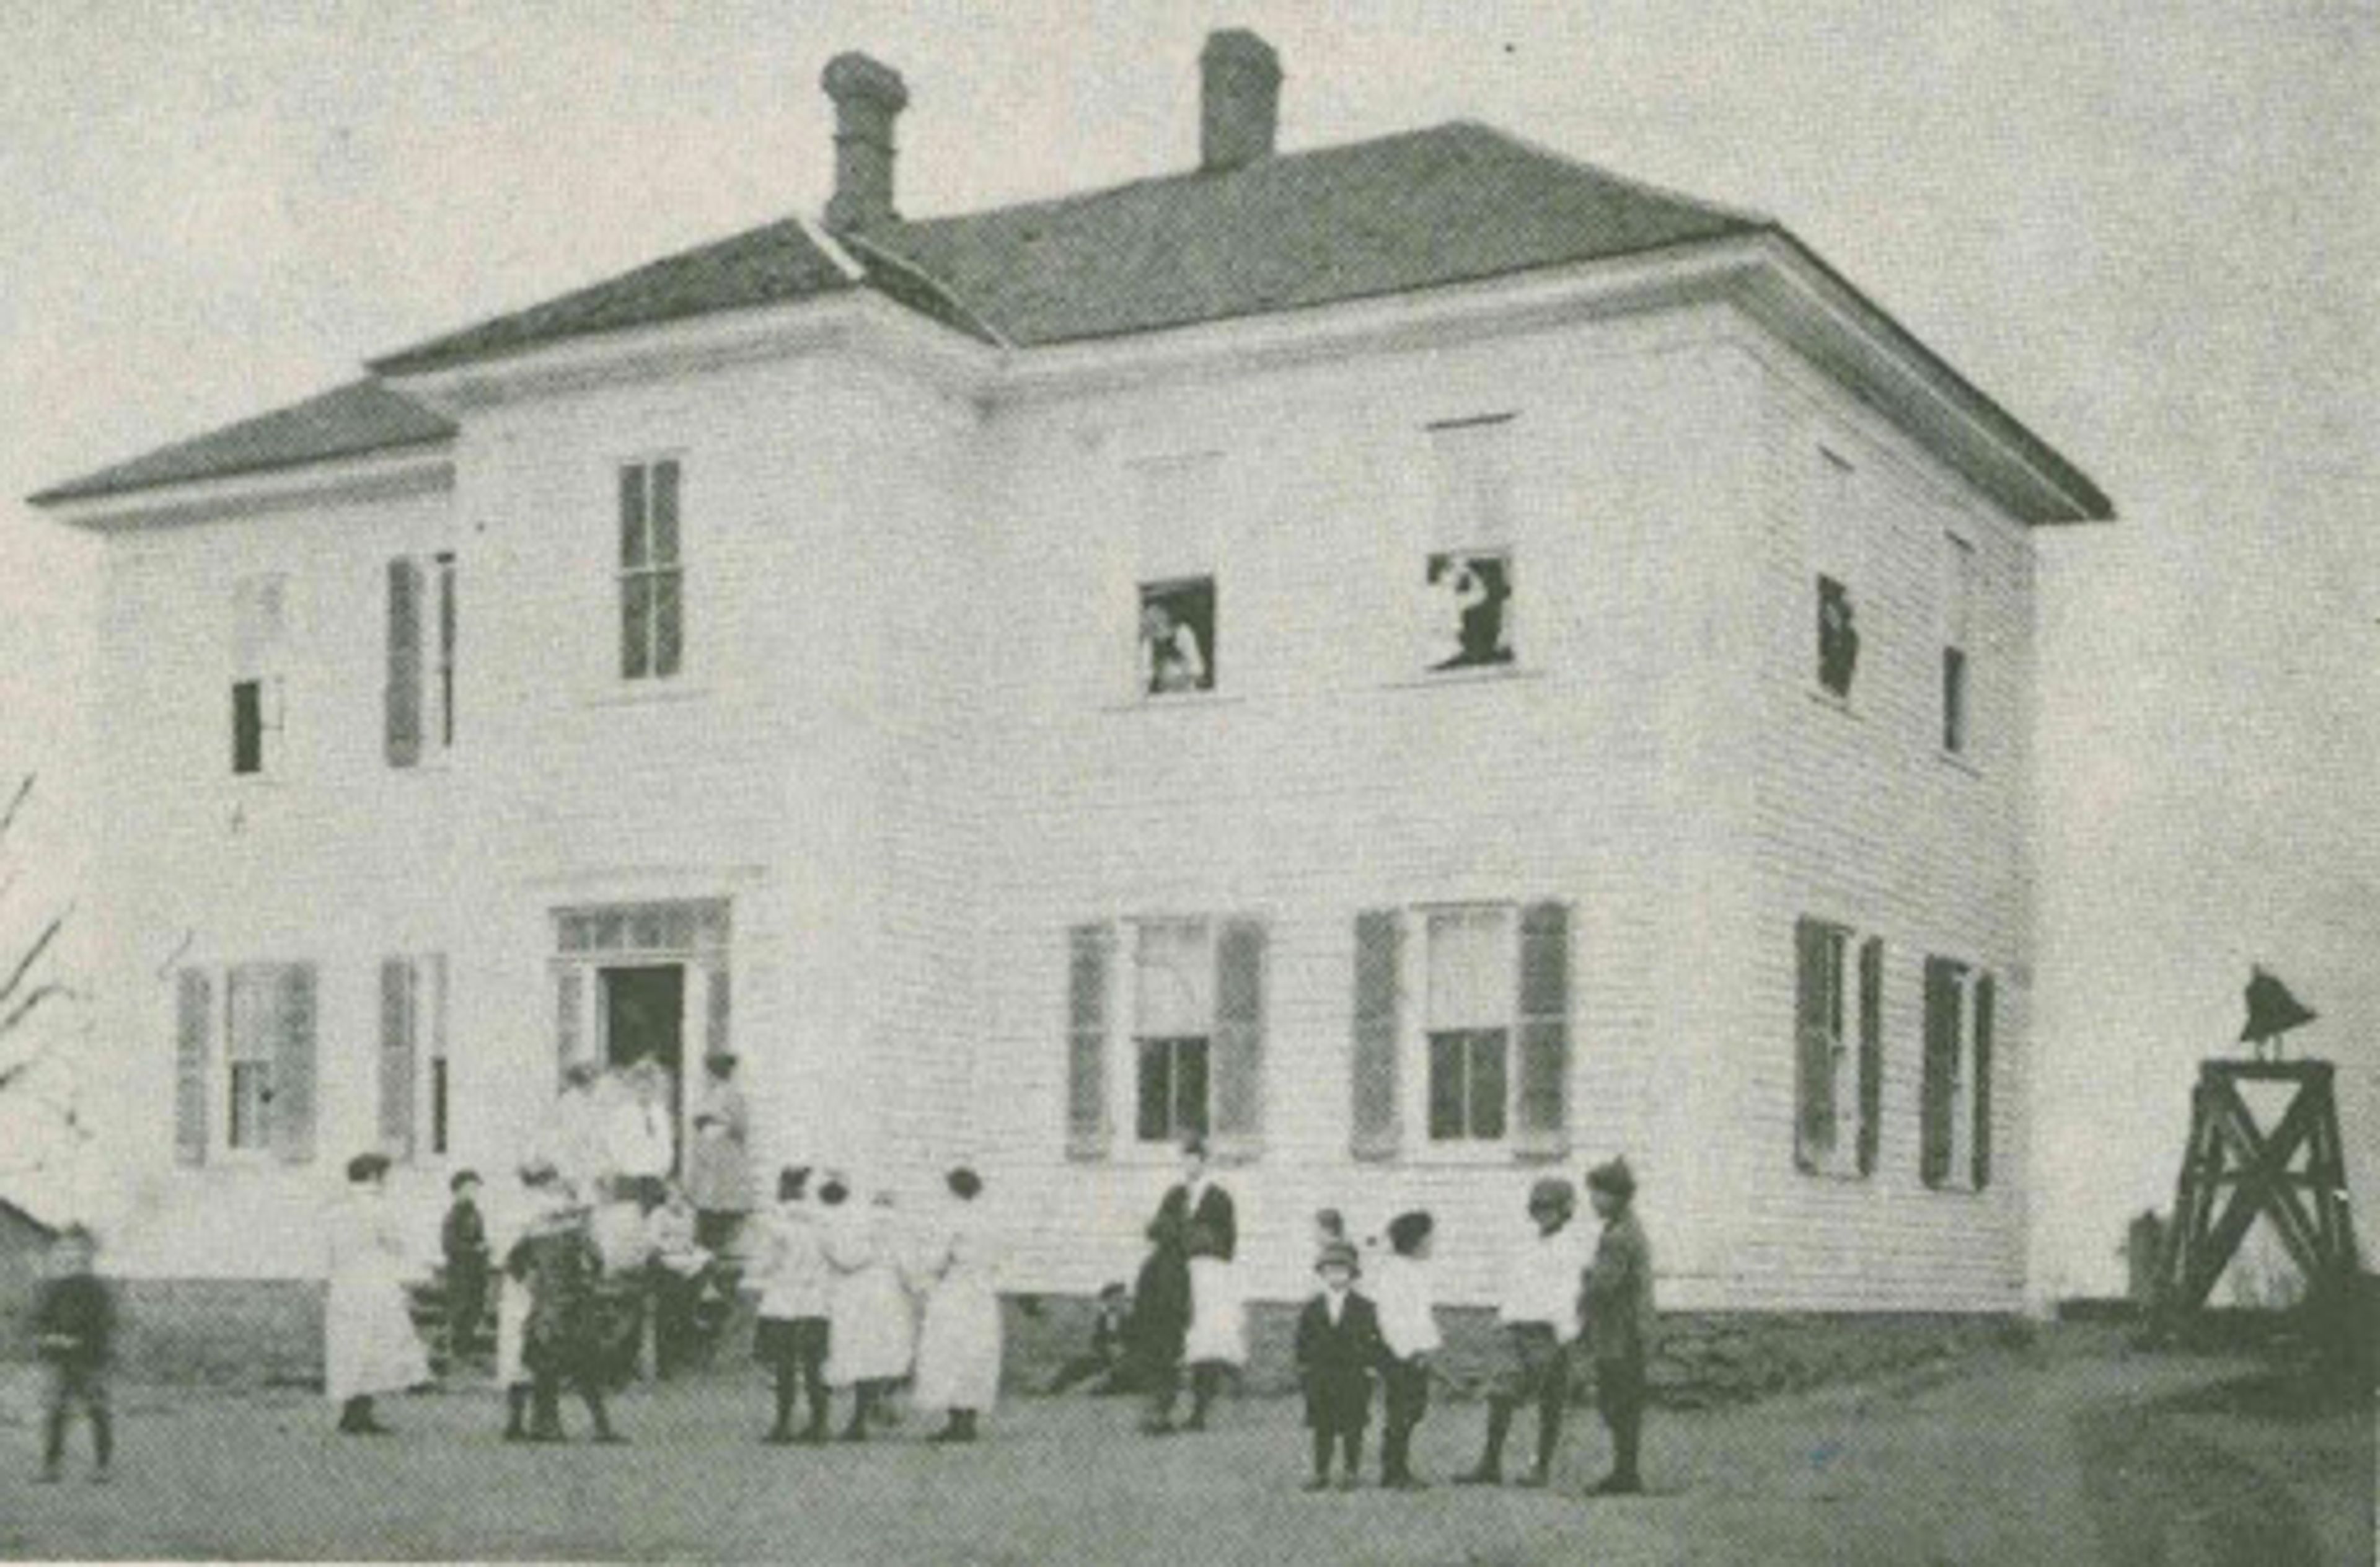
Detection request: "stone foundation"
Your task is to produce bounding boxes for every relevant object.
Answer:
[89,1276,2026,1408]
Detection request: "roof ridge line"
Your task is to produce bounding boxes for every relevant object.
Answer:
[1449,120,1774,230]
[834,227,1016,350]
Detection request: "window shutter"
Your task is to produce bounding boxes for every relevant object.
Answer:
[386,558,424,769]
[1972,974,1995,1191]
[1794,920,1834,1172]
[1920,958,1957,1189]
[1514,902,1569,1159]
[1351,911,1402,1161]
[1857,937,1885,1177]
[174,968,212,1166]
[1065,925,1113,1160]
[273,963,318,1165]
[705,965,732,1060]
[379,958,416,1162]
[556,966,584,1090]
[1211,919,1266,1160]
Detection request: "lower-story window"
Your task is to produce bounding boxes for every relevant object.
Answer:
[174,961,317,1167]
[1134,920,1213,1142]
[1921,956,1996,1191]
[1065,916,1267,1160]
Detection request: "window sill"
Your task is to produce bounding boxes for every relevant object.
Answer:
[1796,1160,1872,1184]
[1805,687,1864,721]
[1380,664,1542,692]
[584,680,713,710]
[1936,750,1983,780]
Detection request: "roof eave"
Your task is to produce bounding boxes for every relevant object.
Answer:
[1746,227,2113,524]
[29,440,456,533]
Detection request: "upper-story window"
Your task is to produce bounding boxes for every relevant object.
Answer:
[1812,448,1863,700]
[1421,417,1517,674]
[229,575,288,776]
[1131,454,1220,697]
[386,552,456,767]
[619,459,684,682]
[1940,532,1976,754]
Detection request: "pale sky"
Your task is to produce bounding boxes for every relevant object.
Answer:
[1,1,2374,1294]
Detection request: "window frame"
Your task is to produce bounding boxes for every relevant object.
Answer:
[221,963,283,1161]
[617,456,687,684]
[1135,574,1220,700]
[229,572,289,779]
[1940,531,1977,757]
[1126,917,1215,1146]
[1794,918,1883,1179]
[1413,903,1521,1158]
[1418,414,1521,678]
[1921,956,1993,1193]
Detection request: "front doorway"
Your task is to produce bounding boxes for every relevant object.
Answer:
[602,964,685,1170]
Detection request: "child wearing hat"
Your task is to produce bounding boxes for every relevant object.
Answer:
[1582,1157,1655,1496]
[1293,1237,1386,1491]
[1458,1176,1589,1488]
[32,1225,115,1483]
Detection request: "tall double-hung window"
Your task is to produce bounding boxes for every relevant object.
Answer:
[619,459,684,682]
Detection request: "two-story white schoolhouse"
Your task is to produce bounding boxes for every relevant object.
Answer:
[30,32,2110,1360]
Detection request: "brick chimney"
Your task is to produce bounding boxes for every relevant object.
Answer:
[1199,29,1281,172]
[822,51,909,231]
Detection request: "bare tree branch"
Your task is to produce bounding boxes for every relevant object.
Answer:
[0,984,75,1084]
[0,774,32,844]
[0,913,64,1014]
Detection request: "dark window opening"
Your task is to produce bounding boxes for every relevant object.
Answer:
[1135,1035,1209,1142]
[1427,1028,1508,1141]
[1425,551,1514,671]
[231,680,265,775]
[434,552,457,748]
[1139,578,1215,696]
[1817,574,1859,697]
[1942,647,1969,754]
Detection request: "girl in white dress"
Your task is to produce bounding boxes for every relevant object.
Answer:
[822,1178,913,1441]
[911,1167,1002,1442]
[325,1153,431,1436]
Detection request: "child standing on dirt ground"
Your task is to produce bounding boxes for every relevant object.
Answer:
[507,1167,624,1444]
[32,1224,115,1484]
[755,1165,832,1444]
[1458,1177,1588,1489]
[1582,1157,1654,1496]
[1372,1209,1440,1489]
[1294,1238,1384,1491]
[441,1170,491,1367]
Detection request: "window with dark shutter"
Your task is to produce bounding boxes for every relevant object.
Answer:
[229,575,286,777]
[1921,957,1962,1189]
[174,968,212,1166]
[272,964,317,1165]
[1972,974,1995,1190]
[1133,920,1211,1144]
[1211,919,1266,1160]
[1066,925,1113,1160]
[1514,902,1569,1158]
[380,958,417,1161]
[1941,534,1975,756]
[1857,937,1885,1176]
[386,558,424,768]
[1794,919,1840,1172]
[1351,911,1402,1160]
[231,681,266,775]
[556,966,584,1090]
[1425,907,1510,1144]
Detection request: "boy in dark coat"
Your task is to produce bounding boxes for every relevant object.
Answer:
[441,1169,490,1365]
[1293,1238,1385,1491]
[1582,1157,1655,1496]
[505,1183,624,1444]
[32,1226,115,1483]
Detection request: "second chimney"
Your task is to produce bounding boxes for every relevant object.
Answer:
[823,51,909,231]
[1199,29,1281,172]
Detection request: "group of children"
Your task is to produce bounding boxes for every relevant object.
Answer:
[1291,1159,1654,1497]
[25,1146,1653,1502]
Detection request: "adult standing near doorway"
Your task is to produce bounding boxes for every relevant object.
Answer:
[1145,1134,1241,1432]
[606,1056,676,1214]
[685,1052,752,1255]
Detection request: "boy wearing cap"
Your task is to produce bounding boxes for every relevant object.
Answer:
[1582,1157,1655,1496]
[1293,1238,1385,1491]
[32,1225,115,1483]
[1457,1177,1588,1488]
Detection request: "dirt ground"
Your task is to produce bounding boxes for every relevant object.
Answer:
[1,1340,2368,1564]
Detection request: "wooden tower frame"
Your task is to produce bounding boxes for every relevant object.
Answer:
[2164,1059,2359,1313]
